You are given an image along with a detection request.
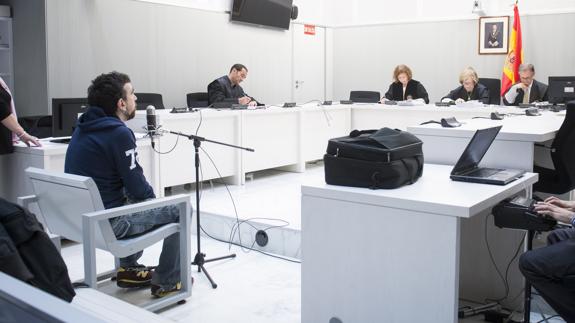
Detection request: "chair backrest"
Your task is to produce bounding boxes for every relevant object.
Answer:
[350,91,381,103]
[186,92,209,108]
[136,93,165,110]
[551,101,575,188]
[478,78,501,105]
[24,167,113,250]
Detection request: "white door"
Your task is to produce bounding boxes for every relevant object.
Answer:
[293,24,325,103]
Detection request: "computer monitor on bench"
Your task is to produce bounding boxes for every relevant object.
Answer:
[51,98,88,137]
[548,76,575,104]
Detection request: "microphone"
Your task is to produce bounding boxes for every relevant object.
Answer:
[146,105,157,148]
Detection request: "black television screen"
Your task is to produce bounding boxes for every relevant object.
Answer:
[231,0,293,30]
[52,98,88,137]
[548,76,575,104]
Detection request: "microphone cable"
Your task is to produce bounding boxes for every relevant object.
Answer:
[197,146,300,264]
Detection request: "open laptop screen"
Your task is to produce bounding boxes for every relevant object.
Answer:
[451,126,502,175]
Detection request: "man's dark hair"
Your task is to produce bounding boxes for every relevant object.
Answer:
[230,64,247,73]
[87,71,131,117]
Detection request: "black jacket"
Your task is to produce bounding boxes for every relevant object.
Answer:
[0,198,75,302]
[207,75,259,105]
[503,79,548,106]
[442,83,490,104]
[0,86,13,155]
[384,79,429,104]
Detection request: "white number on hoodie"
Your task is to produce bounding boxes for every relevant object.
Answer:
[125,149,136,170]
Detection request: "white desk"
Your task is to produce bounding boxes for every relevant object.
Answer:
[351,103,520,130]
[129,109,242,191]
[127,106,351,187]
[301,164,538,323]
[0,138,157,203]
[406,112,564,171]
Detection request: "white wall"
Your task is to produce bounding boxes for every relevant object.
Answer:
[45,0,298,110]
[326,0,575,26]
[331,12,575,102]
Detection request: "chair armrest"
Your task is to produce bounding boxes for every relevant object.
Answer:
[17,195,38,208]
[82,194,191,221]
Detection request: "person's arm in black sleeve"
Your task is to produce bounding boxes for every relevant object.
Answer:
[417,83,430,104]
[112,128,155,202]
[441,88,459,102]
[479,85,490,104]
[384,84,394,101]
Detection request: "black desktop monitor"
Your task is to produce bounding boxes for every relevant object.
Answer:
[51,98,88,137]
[548,76,575,104]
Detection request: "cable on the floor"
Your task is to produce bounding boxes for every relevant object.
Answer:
[199,226,300,264]
[196,146,301,264]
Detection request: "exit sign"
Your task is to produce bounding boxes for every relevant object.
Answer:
[304,24,316,35]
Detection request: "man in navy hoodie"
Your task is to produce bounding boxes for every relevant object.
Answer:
[65,71,184,298]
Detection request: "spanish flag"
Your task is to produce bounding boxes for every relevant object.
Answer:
[501,2,523,96]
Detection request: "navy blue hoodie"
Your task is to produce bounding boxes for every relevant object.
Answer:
[65,106,155,209]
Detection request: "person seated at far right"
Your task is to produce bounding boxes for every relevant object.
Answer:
[380,64,429,104]
[503,63,548,106]
[441,67,489,104]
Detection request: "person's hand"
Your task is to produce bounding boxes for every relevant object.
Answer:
[518,83,529,91]
[544,196,575,211]
[17,131,42,147]
[248,100,257,107]
[455,98,465,104]
[493,41,499,47]
[534,202,575,224]
[238,96,251,105]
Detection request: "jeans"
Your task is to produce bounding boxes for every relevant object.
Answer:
[519,228,575,322]
[110,204,181,289]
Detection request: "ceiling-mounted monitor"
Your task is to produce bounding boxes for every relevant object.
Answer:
[231,0,294,30]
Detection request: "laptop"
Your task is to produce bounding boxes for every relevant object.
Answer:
[450,126,526,185]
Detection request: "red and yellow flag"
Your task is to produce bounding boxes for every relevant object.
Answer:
[501,3,523,96]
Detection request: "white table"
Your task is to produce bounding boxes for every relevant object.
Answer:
[351,103,523,130]
[406,111,564,171]
[127,106,351,187]
[128,109,243,191]
[301,164,538,323]
[0,138,157,203]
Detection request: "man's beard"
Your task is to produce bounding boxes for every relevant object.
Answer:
[124,109,136,120]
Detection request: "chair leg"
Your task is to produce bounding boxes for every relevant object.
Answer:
[82,217,98,288]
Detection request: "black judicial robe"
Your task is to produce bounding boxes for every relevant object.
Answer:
[442,83,490,104]
[384,79,429,104]
[503,80,548,106]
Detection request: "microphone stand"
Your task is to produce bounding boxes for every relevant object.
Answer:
[165,129,254,288]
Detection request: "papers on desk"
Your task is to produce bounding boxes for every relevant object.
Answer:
[455,100,485,108]
[396,99,425,106]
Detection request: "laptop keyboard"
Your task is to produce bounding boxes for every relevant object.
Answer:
[465,168,500,177]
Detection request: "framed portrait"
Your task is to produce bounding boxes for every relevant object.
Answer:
[478,16,510,55]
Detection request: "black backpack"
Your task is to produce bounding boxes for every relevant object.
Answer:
[324,128,424,189]
[0,198,76,302]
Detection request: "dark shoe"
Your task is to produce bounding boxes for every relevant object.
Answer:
[151,282,182,298]
[116,266,153,288]
[151,277,193,298]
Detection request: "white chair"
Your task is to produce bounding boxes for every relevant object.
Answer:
[18,167,192,312]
